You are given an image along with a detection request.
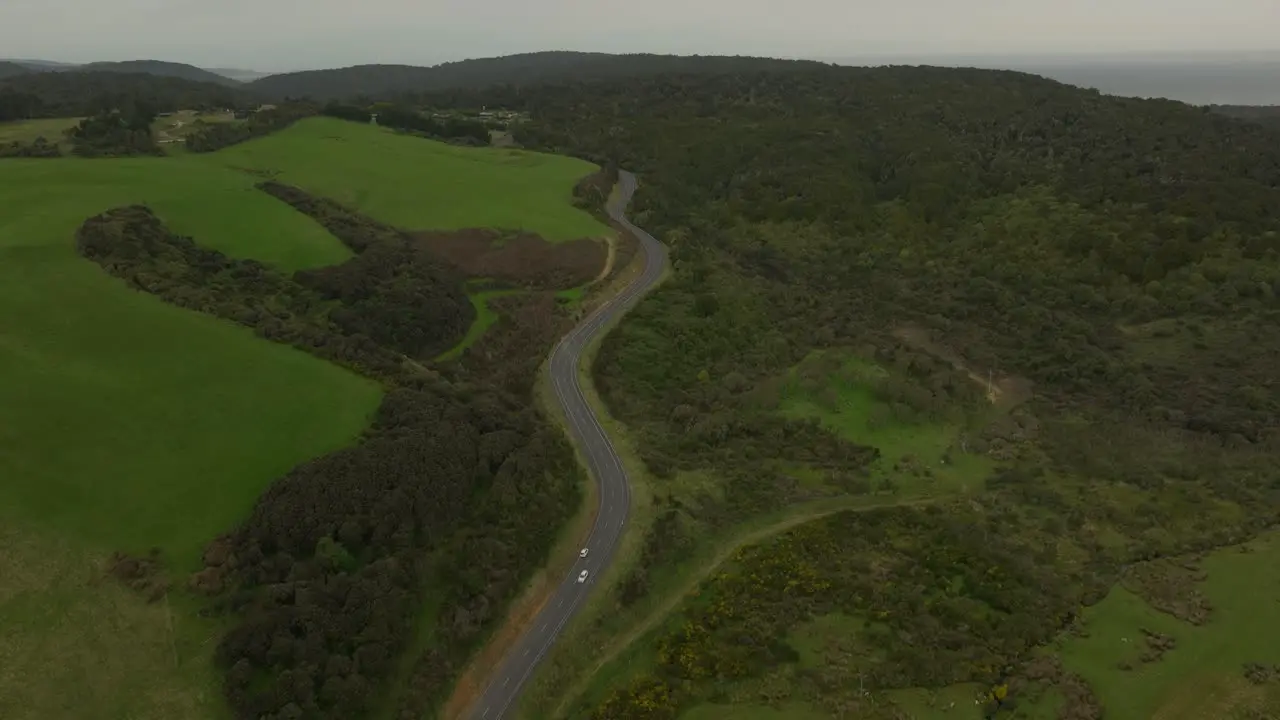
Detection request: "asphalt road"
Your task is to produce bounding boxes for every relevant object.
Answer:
[467,171,667,720]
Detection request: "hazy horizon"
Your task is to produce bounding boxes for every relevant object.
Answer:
[4,0,1279,72]
[9,48,1280,107]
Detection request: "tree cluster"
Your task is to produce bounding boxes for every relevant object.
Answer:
[320,101,372,124]
[371,104,490,144]
[67,97,162,156]
[185,102,319,152]
[0,136,61,157]
[571,165,619,216]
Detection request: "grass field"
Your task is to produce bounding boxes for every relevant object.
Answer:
[0,117,81,145]
[0,157,353,269]
[0,521,229,720]
[204,117,610,242]
[1057,531,1280,720]
[0,152,384,719]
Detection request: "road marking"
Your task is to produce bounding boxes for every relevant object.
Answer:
[523,648,530,657]
[503,676,510,688]
[557,598,565,608]
[482,708,490,719]
[540,622,548,632]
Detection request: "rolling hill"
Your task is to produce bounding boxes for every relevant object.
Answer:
[1,59,269,85]
[2,58,78,70]
[0,70,248,119]
[72,60,243,86]
[206,67,275,83]
[244,50,826,100]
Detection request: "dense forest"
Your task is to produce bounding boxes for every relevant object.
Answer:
[76,183,585,720]
[423,66,1280,717]
[1210,103,1280,127]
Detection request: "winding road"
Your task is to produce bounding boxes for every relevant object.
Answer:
[467,171,667,720]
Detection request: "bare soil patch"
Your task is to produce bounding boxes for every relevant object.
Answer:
[415,228,606,290]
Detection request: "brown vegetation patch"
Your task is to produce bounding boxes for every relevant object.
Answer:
[893,324,1033,409]
[1007,655,1103,720]
[456,292,572,393]
[414,228,606,290]
[105,549,171,603]
[1243,662,1280,685]
[1121,556,1213,625]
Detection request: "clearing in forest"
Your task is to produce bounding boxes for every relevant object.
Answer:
[776,348,996,496]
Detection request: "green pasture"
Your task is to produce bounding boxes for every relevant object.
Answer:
[204,117,610,242]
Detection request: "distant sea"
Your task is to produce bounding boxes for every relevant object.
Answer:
[821,52,1280,107]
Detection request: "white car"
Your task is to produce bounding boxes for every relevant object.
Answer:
[577,570,589,583]
[579,547,589,558]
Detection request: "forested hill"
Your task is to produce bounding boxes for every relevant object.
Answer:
[245,51,824,100]
[73,60,243,87]
[440,65,1280,715]
[509,64,1280,441]
[0,71,246,120]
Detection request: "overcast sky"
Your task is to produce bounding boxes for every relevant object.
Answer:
[2,0,1278,71]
